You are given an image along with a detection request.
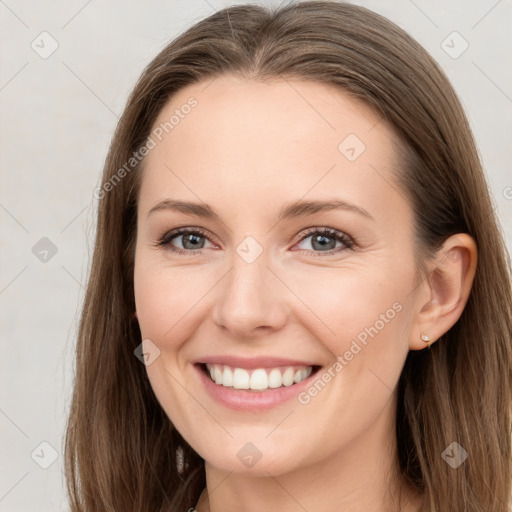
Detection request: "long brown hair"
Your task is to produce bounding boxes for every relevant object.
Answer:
[64,2,512,510]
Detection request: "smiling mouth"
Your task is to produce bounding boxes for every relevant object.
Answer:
[198,363,321,392]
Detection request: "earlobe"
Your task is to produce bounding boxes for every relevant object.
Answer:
[420,333,432,346]
[410,233,477,350]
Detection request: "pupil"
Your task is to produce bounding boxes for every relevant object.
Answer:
[180,233,337,251]
[184,234,203,249]
[312,234,335,251]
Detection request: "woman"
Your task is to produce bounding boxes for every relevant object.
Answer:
[64,2,512,511]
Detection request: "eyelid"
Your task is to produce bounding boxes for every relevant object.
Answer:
[155,226,216,254]
[292,226,355,253]
[155,226,356,255]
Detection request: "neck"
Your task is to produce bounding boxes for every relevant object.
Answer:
[195,396,423,512]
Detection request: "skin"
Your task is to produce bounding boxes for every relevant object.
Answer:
[133,74,477,512]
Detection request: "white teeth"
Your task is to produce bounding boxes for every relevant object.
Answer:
[233,368,250,389]
[249,369,268,390]
[204,364,314,391]
[223,366,233,387]
[282,368,295,386]
[268,368,282,388]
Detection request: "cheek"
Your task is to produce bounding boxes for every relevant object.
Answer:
[284,262,416,419]
[133,257,210,435]
[132,246,417,472]
[134,258,209,343]
[134,250,416,359]
[288,266,414,435]
[285,260,414,356]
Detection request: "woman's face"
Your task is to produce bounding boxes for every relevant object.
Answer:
[134,74,426,475]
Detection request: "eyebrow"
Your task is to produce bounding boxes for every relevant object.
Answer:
[147,198,374,221]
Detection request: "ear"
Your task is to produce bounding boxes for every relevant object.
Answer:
[133,310,138,320]
[409,233,477,350]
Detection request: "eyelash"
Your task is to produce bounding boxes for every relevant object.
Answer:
[155,226,355,256]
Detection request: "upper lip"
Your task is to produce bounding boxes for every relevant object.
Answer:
[196,355,320,369]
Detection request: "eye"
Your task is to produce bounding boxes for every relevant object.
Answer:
[156,227,215,255]
[155,226,355,256]
[293,227,354,255]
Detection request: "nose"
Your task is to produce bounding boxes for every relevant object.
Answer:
[211,247,290,339]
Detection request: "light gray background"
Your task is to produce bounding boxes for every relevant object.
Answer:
[1,0,511,510]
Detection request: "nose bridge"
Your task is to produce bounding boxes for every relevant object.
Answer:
[212,240,288,336]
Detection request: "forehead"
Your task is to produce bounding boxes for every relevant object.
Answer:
[138,74,405,222]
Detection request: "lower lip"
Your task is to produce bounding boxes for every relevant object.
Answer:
[194,364,319,411]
